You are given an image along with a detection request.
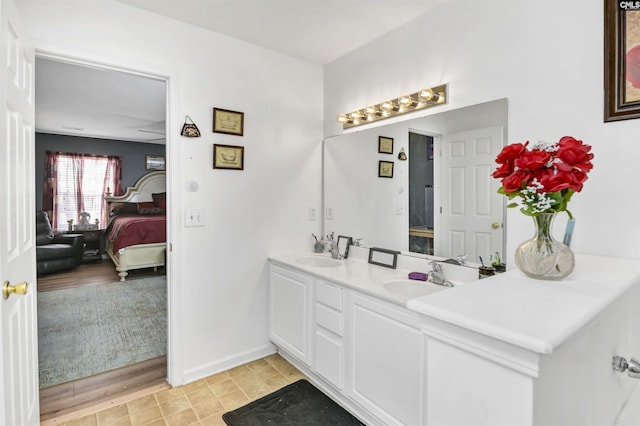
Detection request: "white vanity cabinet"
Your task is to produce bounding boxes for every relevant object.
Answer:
[269,264,312,366]
[268,260,424,426]
[313,279,345,389]
[347,291,424,426]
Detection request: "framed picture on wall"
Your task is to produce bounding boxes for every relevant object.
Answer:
[145,155,165,170]
[378,136,394,154]
[213,144,244,170]
[213,108,244,136]
[378,160,394,178]
[604,0,640,121]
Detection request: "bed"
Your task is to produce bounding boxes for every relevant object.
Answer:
[104,171,166,281]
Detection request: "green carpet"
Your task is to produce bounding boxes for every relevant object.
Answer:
[37,276,167,389]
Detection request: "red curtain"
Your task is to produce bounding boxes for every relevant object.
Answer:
[42,151,122,231]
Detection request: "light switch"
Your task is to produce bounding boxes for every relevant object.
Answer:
[185,209,204,227]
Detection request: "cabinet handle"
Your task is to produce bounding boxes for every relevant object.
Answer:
[613,355,640,378]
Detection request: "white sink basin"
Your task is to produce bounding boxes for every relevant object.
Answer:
[383,279,443,298]
[295,256,342,268]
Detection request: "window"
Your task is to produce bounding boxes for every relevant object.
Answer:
[43,151,122,231]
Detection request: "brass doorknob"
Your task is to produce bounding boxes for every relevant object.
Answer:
[3,281,28,300]
[492,222,501,229]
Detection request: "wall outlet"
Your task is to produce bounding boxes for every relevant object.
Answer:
[326,207,334,220]
[185,209,204,227]
[308,207,318,221]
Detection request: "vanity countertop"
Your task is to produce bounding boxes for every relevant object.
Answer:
[408,254,640,354]
[268,249,460,306]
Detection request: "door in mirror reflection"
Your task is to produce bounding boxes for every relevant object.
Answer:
[439,126,504,261]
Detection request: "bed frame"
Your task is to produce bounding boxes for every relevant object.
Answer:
[104,171,166,281]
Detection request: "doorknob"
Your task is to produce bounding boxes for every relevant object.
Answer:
[492,222,501,229]
[3,281,28,300]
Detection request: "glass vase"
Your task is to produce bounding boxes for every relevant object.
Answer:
[514,213,575,280]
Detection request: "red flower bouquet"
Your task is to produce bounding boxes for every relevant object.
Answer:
[492,136,594,218]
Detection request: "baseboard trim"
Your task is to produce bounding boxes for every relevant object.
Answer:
[182,342,277,385]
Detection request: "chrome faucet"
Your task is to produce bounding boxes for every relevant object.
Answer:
[429,262,454,287]
[329,242,342,259]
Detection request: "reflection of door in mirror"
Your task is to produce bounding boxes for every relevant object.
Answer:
[409,132,435,255]
[439,126,504,262]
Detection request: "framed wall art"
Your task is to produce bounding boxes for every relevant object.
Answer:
[378,160,394,178]
[213,108,244,135]
[604,0,640,121]
[213,144,244,170]
[145,155,165,170]
[378,136,394,154]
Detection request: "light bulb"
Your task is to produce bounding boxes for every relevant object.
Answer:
[398,94,412,108]
[336,114,348,123]
[380,100,394,112]
[418,88,434,101]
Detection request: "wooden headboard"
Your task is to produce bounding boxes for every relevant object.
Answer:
[105,171,166,204]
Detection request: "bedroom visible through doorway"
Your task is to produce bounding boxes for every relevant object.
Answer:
[34,57,169,420]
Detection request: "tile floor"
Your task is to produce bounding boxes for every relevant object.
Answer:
[59,353,307,426]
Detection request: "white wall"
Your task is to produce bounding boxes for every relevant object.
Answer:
[325,0,640,266]
[18,0,323,384]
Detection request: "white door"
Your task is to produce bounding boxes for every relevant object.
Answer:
[439,126,504,263]
[0,0,39,424]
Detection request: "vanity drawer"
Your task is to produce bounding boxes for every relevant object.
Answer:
[316,280,343,311]
[315,303,343,336]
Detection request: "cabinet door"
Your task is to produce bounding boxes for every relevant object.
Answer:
[269,265,312,366]
[348,292,424,426]
[315,328,344,389]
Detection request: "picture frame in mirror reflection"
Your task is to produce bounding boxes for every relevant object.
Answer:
[378,160,394,178]
[378,136,394,154]
[337,235,353,259]
[213,144,244,170]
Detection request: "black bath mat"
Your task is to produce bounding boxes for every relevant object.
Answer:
[222,379,365,425]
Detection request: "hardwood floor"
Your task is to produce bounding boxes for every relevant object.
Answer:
[37,260,168,422]
[37,259,165,292]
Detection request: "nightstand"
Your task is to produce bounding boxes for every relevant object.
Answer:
[67,229,105,262]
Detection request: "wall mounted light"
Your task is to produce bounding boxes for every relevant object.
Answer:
[336,83,447,129]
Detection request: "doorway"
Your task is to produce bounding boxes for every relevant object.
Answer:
[34,56,170,419]
[408,131,435,255]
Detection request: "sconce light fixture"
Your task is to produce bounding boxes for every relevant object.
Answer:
[336,83,447,129]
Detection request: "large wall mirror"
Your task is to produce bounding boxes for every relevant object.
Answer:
[323,98,508,264]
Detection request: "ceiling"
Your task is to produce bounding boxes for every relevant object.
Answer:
[114,0,447,65]
[36,0,446,144]
[35,58,167,144]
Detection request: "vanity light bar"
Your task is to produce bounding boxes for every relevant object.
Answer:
[336,83,448,129]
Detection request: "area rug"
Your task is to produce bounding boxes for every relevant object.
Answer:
[37,276,166,389]
[222,379,365,425]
